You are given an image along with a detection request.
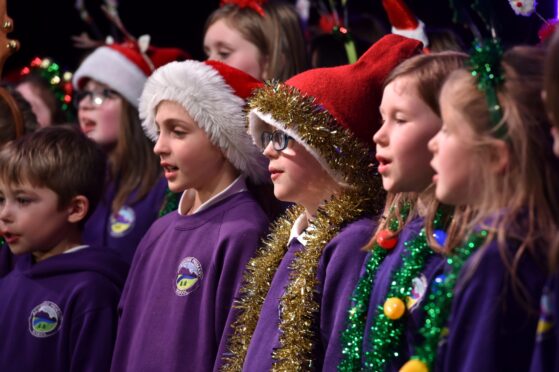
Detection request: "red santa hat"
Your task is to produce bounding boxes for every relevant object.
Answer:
[248,34,422,187]
[72,39,190,108]
[139,60,268,184]
[382,0,429,48]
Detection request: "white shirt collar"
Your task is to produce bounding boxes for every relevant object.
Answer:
[63,245,90,254]
[178,175,247,216]
[288,213,316,246]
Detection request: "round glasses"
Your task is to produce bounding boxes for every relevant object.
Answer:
[261,130,293,151]
[74,88,118,108]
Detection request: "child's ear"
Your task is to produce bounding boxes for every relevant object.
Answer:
[489,140,510,174]
[66,195,89,224]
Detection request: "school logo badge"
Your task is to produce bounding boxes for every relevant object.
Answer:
[109,205,135,237]
[29,301,63,338]
[536,290,555,340]
[175,257,203,296]
[406,274,428,311]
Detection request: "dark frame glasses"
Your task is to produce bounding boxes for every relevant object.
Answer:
[260,130,293,151]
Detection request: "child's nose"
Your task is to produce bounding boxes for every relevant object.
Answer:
[0,205,13,223]
[262,141,278,158]
[373,125,388,147]
[428,133,438,153]
[153,135,168,156]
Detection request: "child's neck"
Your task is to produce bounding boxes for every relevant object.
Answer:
[182,165,240,215]
[32,228,83,263]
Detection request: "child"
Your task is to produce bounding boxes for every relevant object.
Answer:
[337,51,467,371]
[110,60,271,372]
[403,44,559,372]
[530,26,559,372]
[220,34,422,371]
[204,0,308,81]
[72,40,189,263]
[0,85,39,277]
[0,126,128,371]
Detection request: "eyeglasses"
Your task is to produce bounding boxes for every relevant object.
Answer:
[261,130,293,151]
[74,88,119,108]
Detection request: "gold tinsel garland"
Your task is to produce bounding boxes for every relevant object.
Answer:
[222,189,376,371]
[221,205,303,371]
[220,80,384,371]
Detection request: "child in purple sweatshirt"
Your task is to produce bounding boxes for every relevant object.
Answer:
[220,34,422,371]
[110,60,271,372]
[0,126,128,372]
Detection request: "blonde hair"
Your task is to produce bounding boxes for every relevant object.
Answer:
[205,2,308,81]
[440,46,559,298]
[368,52,467,248]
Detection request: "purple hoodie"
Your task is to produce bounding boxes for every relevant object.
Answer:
[0,247,128,372]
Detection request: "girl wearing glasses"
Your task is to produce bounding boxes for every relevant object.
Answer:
[220,35,422,371]
[72,41,188,264]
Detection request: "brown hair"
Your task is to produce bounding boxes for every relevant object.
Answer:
[0,125,106,222]
[545,27,559,129]
[204,2,308,81]
[0,85,39,147]
[110,99,161,213]
[367,52,467,249]
[440,46,559,298]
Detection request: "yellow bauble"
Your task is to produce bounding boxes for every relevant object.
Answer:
[383,297,406,320]
[400,359,428,372]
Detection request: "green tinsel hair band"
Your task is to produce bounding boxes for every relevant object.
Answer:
[468,38,507,138]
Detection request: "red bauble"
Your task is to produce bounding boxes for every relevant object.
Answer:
[376,229,398,250]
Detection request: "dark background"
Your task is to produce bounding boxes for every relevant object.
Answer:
[5,0,558,75]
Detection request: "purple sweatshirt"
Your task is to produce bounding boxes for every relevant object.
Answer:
[438,237,546,372]
[242,216,374,371]
[530,275,559,372]
[83,175,168,264]
[362,216,445,371]
[0,242,15,277]
[110,191,269,372]
[0,247,128,372]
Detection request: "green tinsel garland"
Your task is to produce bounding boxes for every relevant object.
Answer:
[338,204,410,371]
[401,230,489,371]
[362,211,443,371]
[468,38,506,137]
[158,187,180,217]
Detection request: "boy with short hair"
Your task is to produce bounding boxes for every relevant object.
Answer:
[0,126,128,372]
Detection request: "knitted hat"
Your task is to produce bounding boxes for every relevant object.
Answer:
[139,60,268,184]
[382,0,429,47]
[73,40,190,108]
[248,34,422,187]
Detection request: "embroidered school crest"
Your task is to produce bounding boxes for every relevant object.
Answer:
[109,205,136,237]
[406,274,428,311]
[175,257,203,296]
[29,301,63,338]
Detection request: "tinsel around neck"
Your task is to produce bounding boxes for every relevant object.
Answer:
[221,187,378,371]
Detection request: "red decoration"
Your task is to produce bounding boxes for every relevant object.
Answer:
[220,0,266,16]
[376,229,398,250]
[538,19,558,43]
[319,13,337,34]
[382,0,419,30]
